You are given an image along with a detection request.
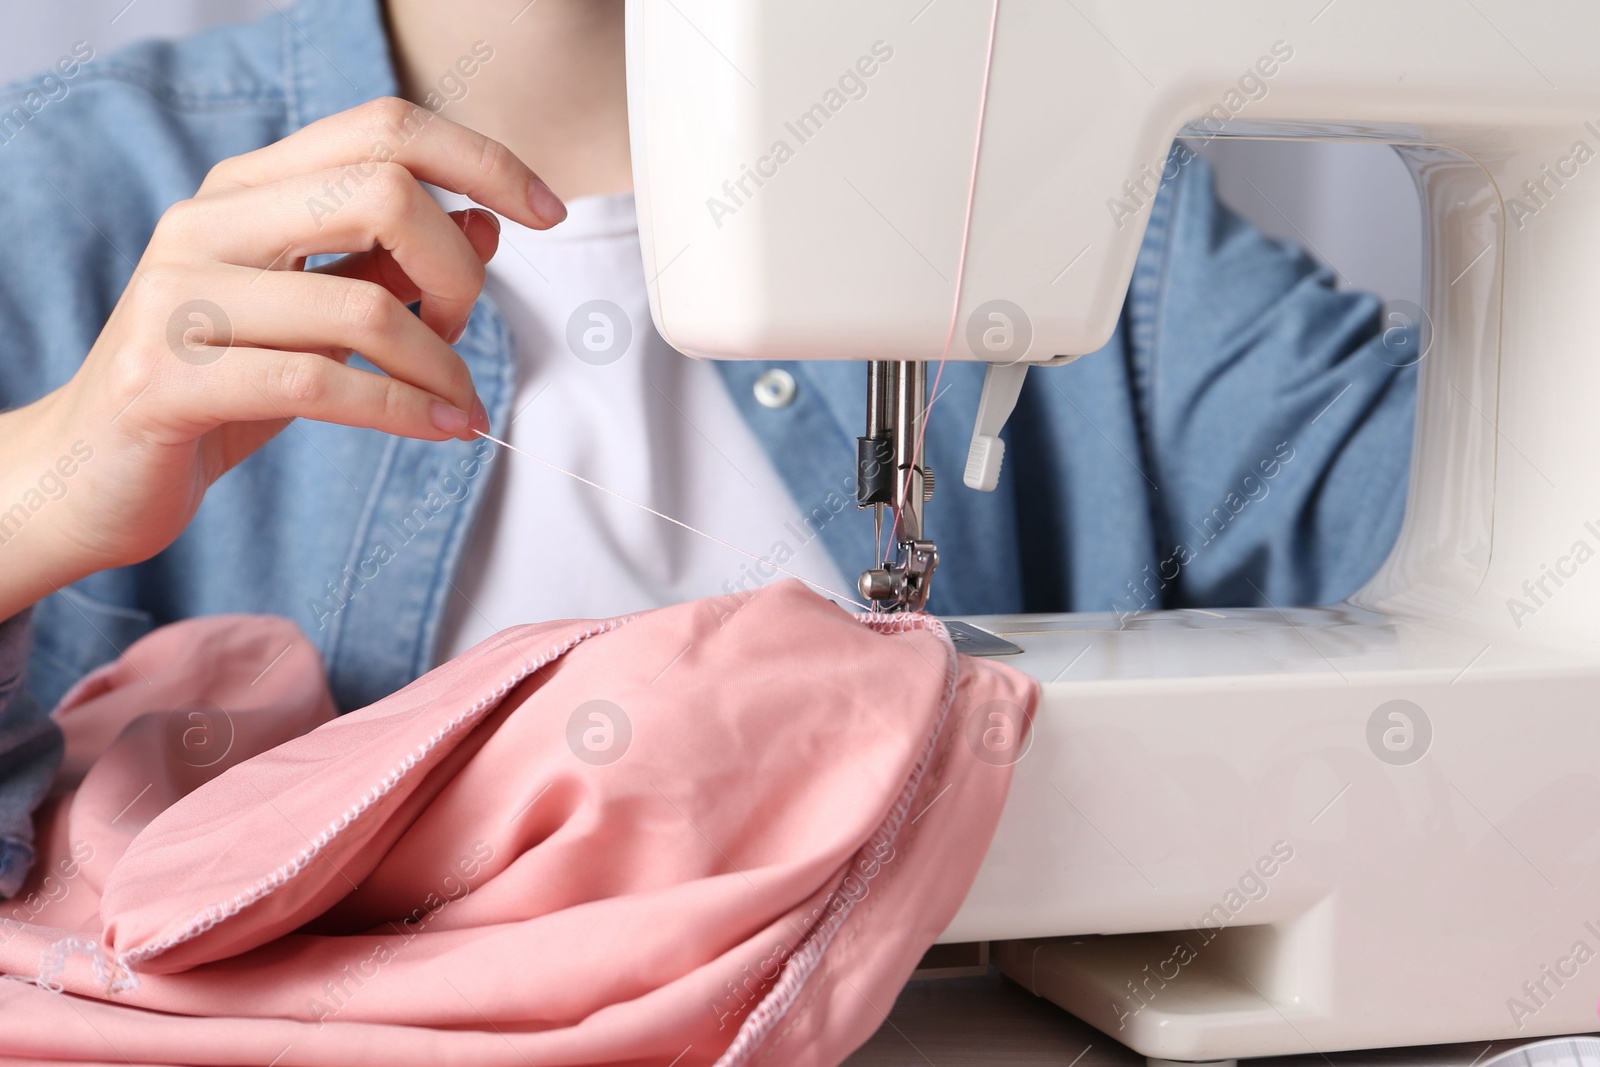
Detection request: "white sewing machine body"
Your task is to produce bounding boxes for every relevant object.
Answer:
[626,0,1600,1059]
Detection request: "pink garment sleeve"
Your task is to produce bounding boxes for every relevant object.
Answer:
[0,581,1036,1067]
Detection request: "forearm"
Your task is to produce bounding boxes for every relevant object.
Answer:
[0,389,100,624]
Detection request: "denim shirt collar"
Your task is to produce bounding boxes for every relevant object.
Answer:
[284,0,399,129]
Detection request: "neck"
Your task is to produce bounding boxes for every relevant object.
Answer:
[384,0,632,201]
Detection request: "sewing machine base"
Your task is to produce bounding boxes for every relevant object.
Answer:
[940,606,1600,1061]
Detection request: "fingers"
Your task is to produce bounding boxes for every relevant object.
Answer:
[314,208,500,310]
[160,345,478,443]
[118,98,548,453]
[170,166,492,341]
[181,264,485,419]
[198,96,566,230]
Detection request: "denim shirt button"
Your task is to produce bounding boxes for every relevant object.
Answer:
[753,368,797,409]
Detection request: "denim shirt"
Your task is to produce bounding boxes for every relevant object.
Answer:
[0,0,1417,895]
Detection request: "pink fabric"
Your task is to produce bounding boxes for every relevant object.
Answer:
[0,581,1035,1066]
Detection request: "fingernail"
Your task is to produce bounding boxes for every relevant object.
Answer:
[457,209,502,236]
[448,319,468,346]
[469,396,490,434]
[528,180,568,225]
[431,402,470,434]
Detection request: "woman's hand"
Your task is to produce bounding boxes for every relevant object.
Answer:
[0,97,566,619]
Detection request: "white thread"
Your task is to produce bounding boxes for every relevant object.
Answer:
[32,937,138,996]
[472,429,872,611]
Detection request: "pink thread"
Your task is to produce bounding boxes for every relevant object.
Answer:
[892,0,1004,544]
[472,430,872,611]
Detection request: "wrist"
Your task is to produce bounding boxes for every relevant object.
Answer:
[0,391,104,619]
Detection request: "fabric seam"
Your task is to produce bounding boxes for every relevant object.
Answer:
[711,612,959,1067]
[115,614,631,972]
[57,601,957,1067]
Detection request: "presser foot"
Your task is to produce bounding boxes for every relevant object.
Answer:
[859,539,939,613]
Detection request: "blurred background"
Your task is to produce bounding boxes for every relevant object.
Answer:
[0,0,271,72]
[0,1,1424,307]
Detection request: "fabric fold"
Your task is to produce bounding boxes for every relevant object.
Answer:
[0,581,1036,1067]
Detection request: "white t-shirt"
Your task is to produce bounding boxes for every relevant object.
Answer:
[434,191,851,662]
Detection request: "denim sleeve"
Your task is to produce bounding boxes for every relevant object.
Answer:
[1132,148,1419,608]
[0,607,62,898]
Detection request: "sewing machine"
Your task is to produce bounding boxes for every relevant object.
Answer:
[625,1,1600,1061]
